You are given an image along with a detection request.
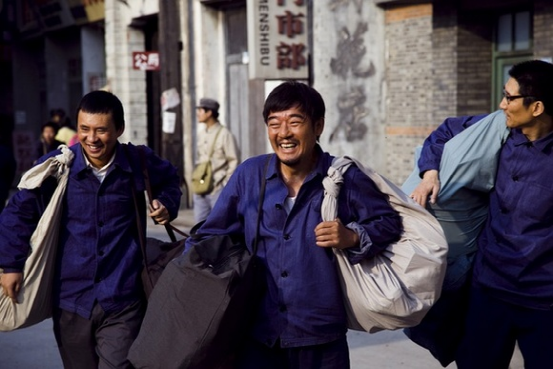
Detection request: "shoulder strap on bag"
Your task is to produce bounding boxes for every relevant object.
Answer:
[207,126,224,160]
[125,145,188,286]
[135,147,187,240]
[252,154,271,256]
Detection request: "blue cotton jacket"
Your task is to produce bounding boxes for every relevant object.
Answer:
[0,142,181,319]
[419,115,553,310]
[185,147,403,348]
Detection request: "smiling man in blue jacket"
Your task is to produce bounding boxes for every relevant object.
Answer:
[0,90,181,369]
[186,81,403,369]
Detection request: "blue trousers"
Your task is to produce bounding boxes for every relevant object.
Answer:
[456,286,553,369]
[235,336,350,369]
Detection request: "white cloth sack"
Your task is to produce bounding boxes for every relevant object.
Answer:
[322,156,448,333]
[0,145,74,331]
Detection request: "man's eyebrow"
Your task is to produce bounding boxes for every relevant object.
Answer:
[267,113,306,120]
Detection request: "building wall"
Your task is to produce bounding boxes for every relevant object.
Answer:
[313,1,387,175]
[104,0,148,144]
[11,42,43,174]
[99,0,553,189]
[431,2,458,124]
[534,1,553,61]
[45,34,81,117]
[456,11,493,116]
[383,3,434,185]
[192,2,226,118]
[81,25,106,96]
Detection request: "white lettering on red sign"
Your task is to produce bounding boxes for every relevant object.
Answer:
[132,52,160,71]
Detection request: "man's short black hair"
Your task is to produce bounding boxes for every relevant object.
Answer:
[262,81,326,126]
[76,90,125,131]
[509,60,553,116]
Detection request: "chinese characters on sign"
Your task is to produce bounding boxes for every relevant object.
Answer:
[132,51,160,71]
[247,0,308,79]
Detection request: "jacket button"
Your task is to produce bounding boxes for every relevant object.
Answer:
[281,271,288,278]
[283,234,290,240]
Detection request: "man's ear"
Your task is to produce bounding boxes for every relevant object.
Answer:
[314,118,325,136]
[532,100,545,117]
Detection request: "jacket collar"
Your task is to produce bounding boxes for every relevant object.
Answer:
[70,142,133,179]
[266,145,331,183]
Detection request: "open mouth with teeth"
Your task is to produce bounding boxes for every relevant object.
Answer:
[280,143,297,149]
[86,144,103,153]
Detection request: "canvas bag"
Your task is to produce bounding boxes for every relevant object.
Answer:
[191,127,222,195]
[0,145,74,331]
[321,156,448,333]
[401,110,509,366]
[128,155,271,369]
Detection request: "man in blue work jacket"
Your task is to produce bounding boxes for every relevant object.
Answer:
[185,81,403,368]
[411,59,553,369]
[0,90,181,368]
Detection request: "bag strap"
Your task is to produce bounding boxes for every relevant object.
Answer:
[206,126,223,160]
[136,147,188,240]
[125,145,189,288]
[252,154,271,255]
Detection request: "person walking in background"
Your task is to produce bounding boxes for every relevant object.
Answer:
[0,90,181,368]
[51,108,77,145]
[192,97,240,223]
[185,82,403,368]
[412,59,553,369]
[35,121,63,162]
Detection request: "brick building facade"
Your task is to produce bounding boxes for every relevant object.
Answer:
[4,0,552,193]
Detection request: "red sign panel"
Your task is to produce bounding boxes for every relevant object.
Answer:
[132,51,160,71]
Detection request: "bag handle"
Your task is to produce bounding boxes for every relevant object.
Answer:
[136,147,188,241]
[125,145,188,290]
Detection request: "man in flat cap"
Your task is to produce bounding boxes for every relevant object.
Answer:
[192,97,240,222]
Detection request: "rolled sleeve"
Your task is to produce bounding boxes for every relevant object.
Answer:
[418,114,487,175]
[344,221,373,264]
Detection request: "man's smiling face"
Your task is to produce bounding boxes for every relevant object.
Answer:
[77,111,124,169]
[266,106,324,169]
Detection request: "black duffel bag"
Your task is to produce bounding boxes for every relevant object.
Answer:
[128,156,270,368]
[128,232,265,368]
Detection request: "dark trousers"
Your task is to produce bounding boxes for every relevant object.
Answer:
[235,336,350,369]
[456,286,553,369]
[53,300,145,369]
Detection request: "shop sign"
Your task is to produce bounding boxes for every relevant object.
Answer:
[247,0,308,80]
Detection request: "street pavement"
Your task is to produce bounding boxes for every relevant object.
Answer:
[0,318,524,368]
[0,318,451,369]
[0,208,524,368]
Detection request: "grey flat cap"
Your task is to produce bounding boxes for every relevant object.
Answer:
[197,98,220,111]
